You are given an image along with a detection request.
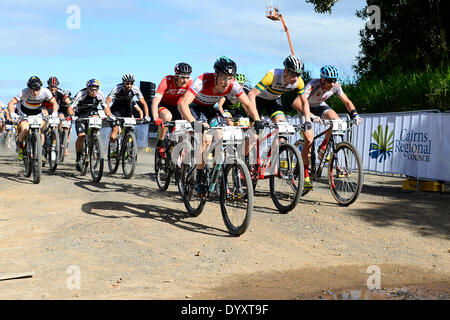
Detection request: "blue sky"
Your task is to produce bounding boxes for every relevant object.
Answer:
[0,0,367,102]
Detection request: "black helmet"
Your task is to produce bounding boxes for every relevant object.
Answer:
[47,76,60,87]
[122,73,135,83]
[283,55,304,73]
[174,63,192,76]
[213,56,237,76]
[27,76,43,90]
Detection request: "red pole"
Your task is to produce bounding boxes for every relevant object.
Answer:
[280,15,295,56]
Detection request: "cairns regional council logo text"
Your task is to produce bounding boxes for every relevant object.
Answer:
[394,129,431,162]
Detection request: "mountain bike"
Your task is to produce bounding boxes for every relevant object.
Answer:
[183,125,253,236]
[294,119,363,206]
[42,116,60,173]
[58,117,72,163]
[20,115,44,184]
[154,120,194,195]
[107,117,144,179]
[76,117,104,183]
[245,120,304,213]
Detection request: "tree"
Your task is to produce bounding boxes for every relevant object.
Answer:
[354,0,448,79]
[306,0,449,79]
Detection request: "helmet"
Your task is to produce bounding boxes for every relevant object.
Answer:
[234,73,247,84]
[47,77,60,87]
[122,73,135,83]
[174,63,192,76]
[27,76,43,90]
[283,55,304,73]
[86,79,101,87]
[320,65,339,79]
[213,56,237,76]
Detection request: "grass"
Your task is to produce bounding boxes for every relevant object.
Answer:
[326,65,450,114]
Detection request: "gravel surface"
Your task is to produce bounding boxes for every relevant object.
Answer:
[0,148,449,300]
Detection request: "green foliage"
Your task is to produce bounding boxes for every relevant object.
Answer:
[326,66,450,113]
[305,0,339,14]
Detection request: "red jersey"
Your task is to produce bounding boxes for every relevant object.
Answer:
[188,73,243,107]
[155,75,192,106]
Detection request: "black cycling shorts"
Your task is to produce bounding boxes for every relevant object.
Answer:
[255,96,285,120]
[75,110,100,135]
[189,104,226,127]
[158,103,183,121]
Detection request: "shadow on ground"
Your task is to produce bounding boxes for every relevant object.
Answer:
[81,200,232,238]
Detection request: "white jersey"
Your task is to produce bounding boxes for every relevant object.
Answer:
[14,88,53,110]
[304,79,344,108]
[0,101,6,111]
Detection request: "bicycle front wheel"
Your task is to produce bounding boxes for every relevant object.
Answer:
[89,133,104,183]
[59,129,68,163]
[107,137,120,174]
[174,140,193,196]
[31,131,42,184]
[220,157,253,236]
[154,142,171,191]
[122,132,137,179]
[48,129,60,173]
[328,141,363,206]
[24,137,32,177]
[182,167,206,217]
[269,143,304,213]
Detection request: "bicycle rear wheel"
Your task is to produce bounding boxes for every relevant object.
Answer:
[107,137,120,174]
[48,129,60,173]
[89,133,104,183]
[154,141,171,191]
[328,141,363,206]
[182,167,206,217]
[269,143,304,213]
[220,157,253,236]
[31,131,42,184]
[122,132,137,179]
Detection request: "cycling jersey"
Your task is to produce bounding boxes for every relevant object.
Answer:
[188,73,243,107]
[255,69,305,100]
[223,84,250,109]
[13,88,54,110]
[304,78,344,108]
[71,88,107,115]
[155,75,193,106]
[107,83,144,117]
[42,88,69,113]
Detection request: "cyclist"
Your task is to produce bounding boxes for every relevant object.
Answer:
[178,56,262,195]
[0,101,9,137]
[7,76,59,160]
[247,55,314,190]
[106,73,149,157]
[217,73,251,126]
[43,77,73,156]
[151,62,193,158]
[305,65,362,164]
[68,79,114,171]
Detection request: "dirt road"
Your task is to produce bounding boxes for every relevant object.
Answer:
[0,149,449,300]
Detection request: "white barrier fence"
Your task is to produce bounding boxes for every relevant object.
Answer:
[286,110,450,182]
